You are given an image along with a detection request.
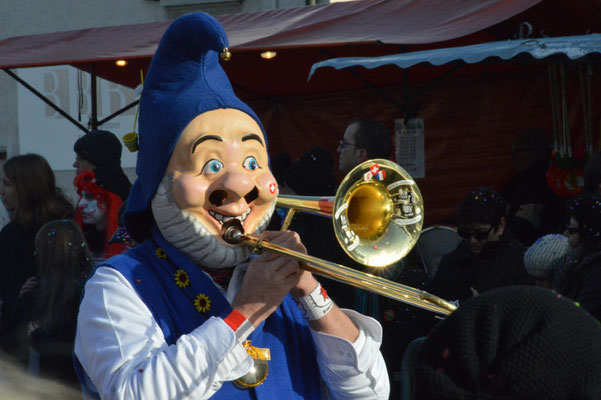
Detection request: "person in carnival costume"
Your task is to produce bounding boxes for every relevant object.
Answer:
[74,12,389,399]
[73,170,128,263]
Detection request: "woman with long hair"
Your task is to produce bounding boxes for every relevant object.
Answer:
[28,219,93,387]
[0,153,74,364]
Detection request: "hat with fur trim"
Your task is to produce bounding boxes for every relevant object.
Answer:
[124,12,264,241]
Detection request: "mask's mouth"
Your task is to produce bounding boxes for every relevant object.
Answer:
[208,208,251,226]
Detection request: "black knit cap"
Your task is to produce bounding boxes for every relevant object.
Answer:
[74,130,132,201]
[74,130,122,168]
[414,286,601,400]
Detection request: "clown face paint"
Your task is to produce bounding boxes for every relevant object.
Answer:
[165,108,277,240]
[78,192,107,229]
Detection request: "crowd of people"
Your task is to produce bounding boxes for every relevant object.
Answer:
[0,131,132,391]
[0,10,600,400]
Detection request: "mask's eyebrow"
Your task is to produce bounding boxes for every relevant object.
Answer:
[192,135,223,153]
[242,133,264,147]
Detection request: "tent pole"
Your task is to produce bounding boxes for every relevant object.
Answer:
[90,64,98,130]
[97,99,140,126]
[3,68,89,133]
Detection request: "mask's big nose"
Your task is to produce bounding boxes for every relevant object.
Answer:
[208,167,257,208]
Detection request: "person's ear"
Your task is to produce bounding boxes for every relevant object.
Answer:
[356,148,368,163]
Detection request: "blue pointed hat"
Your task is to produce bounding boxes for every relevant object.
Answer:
[125,12,265,241]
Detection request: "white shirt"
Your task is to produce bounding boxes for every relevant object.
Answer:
[74,266,390,399]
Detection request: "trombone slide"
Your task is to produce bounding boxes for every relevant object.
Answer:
[223,223,456,316]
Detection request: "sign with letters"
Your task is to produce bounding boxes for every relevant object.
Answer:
[17,66,138,170]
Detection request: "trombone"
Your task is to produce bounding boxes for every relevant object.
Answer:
[222,159,456,316]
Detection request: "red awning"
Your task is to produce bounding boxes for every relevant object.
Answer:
[0,0,543,94]
[3,0,600,225]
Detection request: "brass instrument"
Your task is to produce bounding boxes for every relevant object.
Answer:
[222,159,457,316]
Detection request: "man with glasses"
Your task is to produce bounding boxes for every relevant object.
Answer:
[430,187,532,304]
[333,118,393,311]
[337,117,420,399]
[336,118,391,174]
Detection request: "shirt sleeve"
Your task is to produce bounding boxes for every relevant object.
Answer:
[310,309,390,399]
[74,267,253,400]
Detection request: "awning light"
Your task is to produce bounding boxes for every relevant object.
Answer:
[260,51,277,60]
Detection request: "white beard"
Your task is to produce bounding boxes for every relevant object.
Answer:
[151,174,275,268]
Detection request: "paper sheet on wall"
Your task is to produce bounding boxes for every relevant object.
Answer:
[394,118,425,179]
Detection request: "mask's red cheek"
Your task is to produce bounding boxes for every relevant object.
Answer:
[172,173,209,210]
[254,171,278,203]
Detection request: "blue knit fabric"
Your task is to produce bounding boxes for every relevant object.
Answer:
[124,12,265,241]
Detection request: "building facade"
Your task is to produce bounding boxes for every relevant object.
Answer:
[0,0,326,201]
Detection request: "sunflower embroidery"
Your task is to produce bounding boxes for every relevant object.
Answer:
[155,247,168,259]
[194,293,211,313]
[174,269,190,288]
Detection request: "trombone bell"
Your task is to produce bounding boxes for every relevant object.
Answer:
[223,159,455,315]
[333,159,423,267]
[346,183,392,239]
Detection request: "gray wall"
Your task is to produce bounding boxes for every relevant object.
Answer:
[0,0,167,202]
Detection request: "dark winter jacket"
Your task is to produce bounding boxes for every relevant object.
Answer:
[430,235,532,302]
[551,245,601,321]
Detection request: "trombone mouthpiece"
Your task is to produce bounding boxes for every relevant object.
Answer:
[222,219,245,244]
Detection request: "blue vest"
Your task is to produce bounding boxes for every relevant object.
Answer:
[75,227,322,399]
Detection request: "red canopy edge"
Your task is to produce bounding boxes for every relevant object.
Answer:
[0,0,541,71]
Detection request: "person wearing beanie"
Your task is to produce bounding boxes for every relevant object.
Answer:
[74,12,389,400]
[547,192,601,320]
[73,129,132,202]
[412,286,601,400]
[523,233,570,288]
[430,187,532,304]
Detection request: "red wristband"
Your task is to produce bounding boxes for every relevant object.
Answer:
[224,309,247,331]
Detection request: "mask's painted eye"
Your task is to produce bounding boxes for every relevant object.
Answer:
[243,156,260,171]
[201,159,224,175]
